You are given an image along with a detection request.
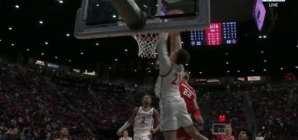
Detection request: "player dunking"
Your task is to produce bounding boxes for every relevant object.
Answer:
[154,31,208,140]
[177,72,204,140]
[117,94,160,140]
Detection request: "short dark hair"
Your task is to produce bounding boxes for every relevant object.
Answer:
[239,128,252,140]
[176,49,190,65]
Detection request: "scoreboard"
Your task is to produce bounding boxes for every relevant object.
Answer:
[190,22,237,46]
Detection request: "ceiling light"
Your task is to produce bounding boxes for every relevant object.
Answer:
[252,69,254,72]
[264,69,266,71]
[0,39,1,42]
[96,4,99,6]
[125,49,128,52]
[9,27,12,30]
[39,21,43,24]
[237,70,240,72]
[134,70,137,72]
[41,53,44,55]
[96,43,99,46]
[59,0,63,4]
[148,71,151,73]
[45,42,48,45]
[264,60,267,62]
[225,53,228,55]
[81,52,83,55]
[280,68,283,70]
[296,66,298,69]
[26,49,29,51]
[66,33,70,36]
[199,72,202,74]
[115,59,117,61]
[112,15,116,18]
[186,64,188,66]
[227,70,230,73]
[226,62,229,64]
[261,51,264,53]
[15,5,19,8]
[69,60,71,62]
[11,44,14,46]
[55,56,57,59]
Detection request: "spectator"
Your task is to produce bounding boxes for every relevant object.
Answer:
[238,128,252,140]
[45,132,53,140]
[57,127,69,140]
[255,132,264,140]
[119,130,132,140]
[7,128,20,140]
[216,125,235,140]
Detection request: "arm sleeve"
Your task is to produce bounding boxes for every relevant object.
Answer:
[157,33,172,76]
[174,35,182,51]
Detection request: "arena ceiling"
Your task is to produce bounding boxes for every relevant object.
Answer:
[0,0,297,78]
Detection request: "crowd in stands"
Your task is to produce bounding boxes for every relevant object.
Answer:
[0,64,97,139]
[1,63,298,140]
[204,91,248,139]
[252,87,298,140]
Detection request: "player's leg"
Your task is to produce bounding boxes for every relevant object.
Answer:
[159,101,178,140]
[163,131,177,140]
[177,100,208,140]
[183,125,208,140]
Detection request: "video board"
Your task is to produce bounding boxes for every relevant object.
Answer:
[190,22,237,46]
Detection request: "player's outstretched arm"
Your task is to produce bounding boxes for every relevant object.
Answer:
[151,109,161,134]
[192,93,204,124]
[170,32,182,53]
[157,33,172,76]
[117,107,138,136]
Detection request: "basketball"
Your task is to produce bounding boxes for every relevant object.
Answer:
[166,9,185,21]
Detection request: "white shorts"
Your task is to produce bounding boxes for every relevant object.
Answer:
[159,98,193,132]
[134,132,152,140]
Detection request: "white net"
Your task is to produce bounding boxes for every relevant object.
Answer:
[133,33,160,58]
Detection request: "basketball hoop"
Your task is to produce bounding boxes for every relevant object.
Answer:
[133,33,160,58]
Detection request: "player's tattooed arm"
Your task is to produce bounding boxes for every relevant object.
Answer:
[117,107,138,135]
[151,109,161,133]
[127,107,139,124]
[157,33,172,76]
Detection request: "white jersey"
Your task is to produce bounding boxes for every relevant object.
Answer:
[133,107,154,133]
[155,63,184,101]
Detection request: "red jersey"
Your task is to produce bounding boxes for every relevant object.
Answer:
[216,134,235,140]
[177,80,196,140]
[179,80,196,113]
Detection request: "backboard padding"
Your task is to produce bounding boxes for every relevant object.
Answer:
[74,0,210,39]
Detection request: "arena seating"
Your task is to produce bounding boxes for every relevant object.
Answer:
[1,63,298,140]
[0,64,96,139]
[252,87,298,140]
[204,91,247,139]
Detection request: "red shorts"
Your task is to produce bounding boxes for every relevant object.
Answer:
[177,128,192,140]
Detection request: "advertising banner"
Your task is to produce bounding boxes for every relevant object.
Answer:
[247,76,261,81]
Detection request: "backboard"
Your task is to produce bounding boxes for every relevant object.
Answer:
[212,123,231,135]
[74,0,210,39]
